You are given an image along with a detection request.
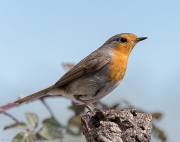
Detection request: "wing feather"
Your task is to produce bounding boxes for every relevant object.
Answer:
[53,51,110,88]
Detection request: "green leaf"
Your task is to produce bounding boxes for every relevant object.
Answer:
[39,125,55,140]
[43,117,64,128]
[12,132,24,142]
[39,124,63,140]
[26,112,38,129]
[4,122,28,130]
[38,117,64,140]
[66,127,81,136]
[12,132,34,142]
[35,133,47,141]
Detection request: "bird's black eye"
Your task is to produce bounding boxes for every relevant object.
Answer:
[120,37,127,43]
[111,36,127,43]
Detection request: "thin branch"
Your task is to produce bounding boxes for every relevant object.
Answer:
[0,103,17,112]
[40,98,55,118]
[2,111,19,123]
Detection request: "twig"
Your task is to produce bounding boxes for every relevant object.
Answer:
[40,98,55,118]
[0,103,17,112]
[2,111,19,123]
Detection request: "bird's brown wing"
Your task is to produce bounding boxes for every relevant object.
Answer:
[53,51,110,88]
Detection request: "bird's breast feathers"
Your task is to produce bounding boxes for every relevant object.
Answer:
[108,49,128,83]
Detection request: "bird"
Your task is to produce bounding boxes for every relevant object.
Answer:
[14,33,147,111]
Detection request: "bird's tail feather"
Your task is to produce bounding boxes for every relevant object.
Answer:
[14,86,53,104]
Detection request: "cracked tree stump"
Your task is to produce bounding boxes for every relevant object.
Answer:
[81,109,152,142]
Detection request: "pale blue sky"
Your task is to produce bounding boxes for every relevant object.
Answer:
[0,1,180,141]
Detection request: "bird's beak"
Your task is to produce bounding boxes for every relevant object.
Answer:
[136,37,147,42]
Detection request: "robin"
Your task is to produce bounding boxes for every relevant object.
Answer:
[14,33,147,111]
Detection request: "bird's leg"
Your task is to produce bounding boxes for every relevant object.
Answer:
[74,95,104,114]
[84,104,92,112]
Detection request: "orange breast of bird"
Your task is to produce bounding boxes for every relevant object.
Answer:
[108,48,128,83]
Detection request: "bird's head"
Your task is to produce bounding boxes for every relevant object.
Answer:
[105,33,147,56]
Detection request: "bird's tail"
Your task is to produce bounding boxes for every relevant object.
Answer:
[14,86,53,104]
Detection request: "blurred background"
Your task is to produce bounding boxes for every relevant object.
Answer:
[0,1,180,141]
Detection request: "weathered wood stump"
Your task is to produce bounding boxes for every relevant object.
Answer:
[81,109,152,142]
